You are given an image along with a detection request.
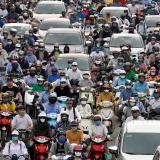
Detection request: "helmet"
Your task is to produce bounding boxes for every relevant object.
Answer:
[61,111,69,117]
[15,43,21,48]
[38,111,47,118]
[119,70,126,75]
[54,43,59,48]
[72,62,78,66]
[129,97,136,106]
[71,121,78,127]
[80,96,87,101]
[57,130,66,137]
[93,115,102,121]
[125,81,132,86]
[131,106,140,112]
[150,66,156,72]
[10,28,17,33]
[49,92,57,98]
[60,78,67,83]
[37,76,44,82]
[124,62,131,67]
[11,130,19,136]
[74,145,83,152]
[138,73,145,78]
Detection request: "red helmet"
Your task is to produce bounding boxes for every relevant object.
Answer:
[73,145,83,152]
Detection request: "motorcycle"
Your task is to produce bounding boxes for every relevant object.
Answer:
[47,113,58,134]
[87,136,111,160]
[57,96,68,109]
[0,111,13,147]
[33,136,52,160]
[98,101,114,134]
[149,108,160,120]
[51,154,71,160]
[4,154,28,160]
[114,85,126,99]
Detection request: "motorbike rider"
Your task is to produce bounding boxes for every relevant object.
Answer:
[56,111,71,132]
[133,73,149,95]
[48,130,72,160]
[146,66,160,82]
[50,43,62,58]
[58,98,81,122]
[4,38,15,53]
[107,51,119,69]
[18,51,29,70]
[10,43,23,58]
[24,47,37,65]
[35,60,47,79]
[125,106,145,122]
[113,70,127,87]
[66,121,84,145]
[3,130,28,160]
[11,105,33,130]
[120,46,132,63]
[124,62,136,81]
[0,92,16,113]
[32,76,45,92]
[24,67,37,87]
[44,92,61,115]
[90,115,108,137]
[79,72,93,87]
[1,30,9,48]
[54,78,72,97]
[47,67,60,83]
[67,62,83,81]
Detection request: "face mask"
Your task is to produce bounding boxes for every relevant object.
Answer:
[104,89,109,93]
[72,66,77,70]
[8,42,12,45]
[30,73,35,77]
[40,118,45,123]
[34,47,38,50]
[126,85,131,89]
[12,136,18,141]
[19,111,25,116]
[75,152,81,157]
[58,137,66,143]
[118,62,123,66]
[61,116,68,121]
[120,75,125,79]
[130,102,135,106]
[96,43,100,47]
[61,83,66,87]
[81,100,87,105]
[83,75,89,79]
[71,126,77,131]
[150,71,156,76]
[139,79,144,83]
[39,48,44,52]
[95,120,101,126]
[16,48,20,52]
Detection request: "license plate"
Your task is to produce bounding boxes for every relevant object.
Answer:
[104,121,111,126]
[2,127,6,130]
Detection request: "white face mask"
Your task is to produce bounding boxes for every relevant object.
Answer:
[130,102,135,106]
[104,89,109,93]
[40,118,45,123]
[81,100,87,105]
[75,152,81,157]
[120,75,125,79]
[16,48,20,52]
[126,85,132,89]
[72,66,77,70]
[150,71,156,76]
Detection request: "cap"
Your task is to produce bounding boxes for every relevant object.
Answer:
[121,46,129,50]
[12,130,19,136]
[61,111,69,116]
[131,106,140,111]
[60,78,67,83]
[72,62,78,66]
[38,111,47,117]
[50,92,57,98]
[80,96,87,100]
[15,44,21,48]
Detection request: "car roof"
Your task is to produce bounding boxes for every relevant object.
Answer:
[42,18,70,23]
[38,1,64,4]
[145,15,160,18]
[111,33,141,38]
[124,120,160,133]
[101,6,128,11]
[3,23,31,27]
[47,28,80,33]
[58,53,89,58]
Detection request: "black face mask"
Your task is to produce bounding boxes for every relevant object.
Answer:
[61,116,68,122]
[30,73,35,77]
[49,97,57,104]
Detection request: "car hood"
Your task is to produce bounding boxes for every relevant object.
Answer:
[121,154,153,160]
[33,13,61,21]
[45,44,84,53]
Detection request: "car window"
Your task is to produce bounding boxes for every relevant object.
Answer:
[35,3,65,14]
[123,133,160,155]
[145,16,160,27]
[110,35,143,48]
[44,32,82,45]
[40,21,70,30]
[55,57,89,71]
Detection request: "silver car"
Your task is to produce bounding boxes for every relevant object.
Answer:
[44,28,85,53]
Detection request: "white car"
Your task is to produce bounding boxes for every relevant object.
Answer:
[100,7,131,18]
[44,28,85,53]
[109,120,160,160]
[33,1,66,21]
[2,23,32,36]
[109,33,144,60]
[38,18,71,38]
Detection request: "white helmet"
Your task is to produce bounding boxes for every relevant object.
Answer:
[131,106,140,111]
[11,130,19,136]
[50,92,57,98]
[15,43,21,48]
[38,111,47,118]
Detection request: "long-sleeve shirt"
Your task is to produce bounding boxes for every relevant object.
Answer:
[66,69,83,81]
[44,102,61,115]
[90,124,108,137]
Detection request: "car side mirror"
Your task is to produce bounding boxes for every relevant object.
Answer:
[109,146,118,156]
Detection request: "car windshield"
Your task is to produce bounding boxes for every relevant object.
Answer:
[40,21,70,30]
[123,133,160,155]
[3,26,29,35]
[101,9,128,18]
[44,33,82,45]
[35,3,65,14]
[55,57,89,71]
[145,16,160,27]
[110,35,143,48]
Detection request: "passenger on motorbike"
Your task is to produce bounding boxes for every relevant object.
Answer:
[125,106,144,122]
[79,72,93,87]
[113,70,127,87]
[32,76,45,92]
[11,105,33,130]
[133,73,150,95]
[47,67,60,83]
[124,62,136,81]
[90,115,108,137]
[57,98,81,122]
[24,67,37,87]
[3,130,28,160]
[35,61,47,79]
[56,111,71,132]
[48,130,72,160]
[146,66,160,82]
[0,92,16,113]
[54,78,72,97]
[66,121,84,145]
[44,92,61,115]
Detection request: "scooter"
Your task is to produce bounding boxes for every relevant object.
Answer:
[57,96,68,109]
[98,101,114,134]
[87,136,111,160]
[51,154,71,160]
[33,136,52,160]
[0,111,13,147]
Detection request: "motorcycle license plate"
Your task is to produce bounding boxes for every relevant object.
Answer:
[104,121,111,127]
[2,127,6,130]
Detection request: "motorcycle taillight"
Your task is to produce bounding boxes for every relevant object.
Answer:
[1,117,10,125]
[91,144,105,153]
[35,144,48,153]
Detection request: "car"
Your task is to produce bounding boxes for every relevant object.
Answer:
[38,18,71,38]
[109,33,144,60]
[153,145,160,160]
[44,28,85,53]
[100,7,131,18]
[109,120,160,160]
[1,23,32,36]
[33,1,66,21]
[55,53,90,74]
[145,15,160,32]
